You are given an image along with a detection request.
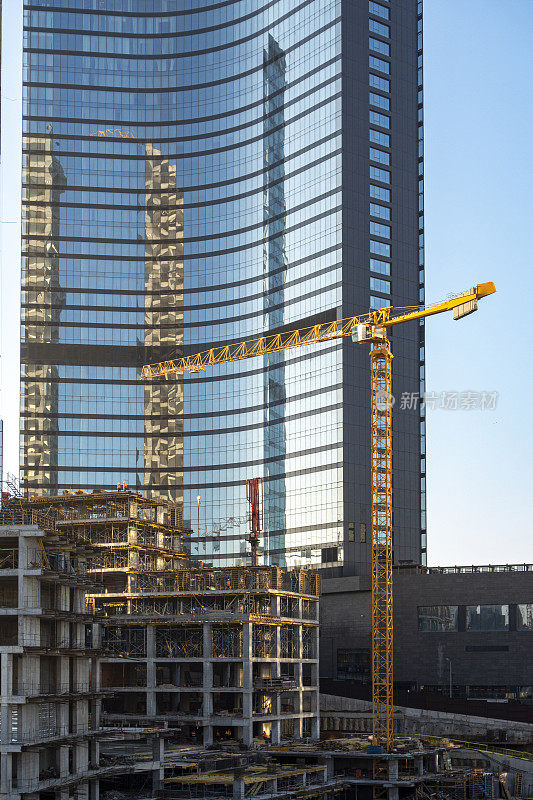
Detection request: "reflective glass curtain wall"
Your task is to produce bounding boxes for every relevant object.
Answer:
[21,0,422,575]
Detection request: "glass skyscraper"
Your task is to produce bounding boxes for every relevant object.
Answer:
[21,0,425,575]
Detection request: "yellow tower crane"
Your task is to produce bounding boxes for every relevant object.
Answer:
[141,281,496,750]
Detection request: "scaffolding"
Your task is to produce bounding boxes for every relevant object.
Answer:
[212,624,243,658]
[103,626,147,658]
[302,626,315,659]
[280,625,299,659]
[253,624,277,658]
[155,625,203,658]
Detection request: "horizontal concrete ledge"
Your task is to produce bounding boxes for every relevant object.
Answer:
[320,694,533,740]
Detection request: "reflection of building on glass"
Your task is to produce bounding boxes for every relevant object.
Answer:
[263,36,287,567]
[466,604,509,631]
[418,605,458,632]
[21,134,66,494]
[143,144,184,512]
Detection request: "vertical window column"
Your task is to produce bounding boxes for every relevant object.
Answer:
[417,0,426,565]
[368,0,391,310]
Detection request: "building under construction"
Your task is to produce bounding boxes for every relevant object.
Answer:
[0,490,515,800]
[1,491,320,752]
[0,498,104,800]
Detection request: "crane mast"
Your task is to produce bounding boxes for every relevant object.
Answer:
[141,281,496,751]
[370,334,394,748]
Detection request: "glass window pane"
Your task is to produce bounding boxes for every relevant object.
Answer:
[418,606,459,632]
[517,604,533,631]
[466,605,509,631]
[370,240,390,257]
[337,648,370,681]
[370,295,389,310]
[370,258,390,275]
[370,277,390,294]
[369,1,389,20]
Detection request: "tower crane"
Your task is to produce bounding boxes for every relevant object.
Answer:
[141,281,496,750]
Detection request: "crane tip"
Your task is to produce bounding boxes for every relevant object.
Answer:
[476,281,496,298]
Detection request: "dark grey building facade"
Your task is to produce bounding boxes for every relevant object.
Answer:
[20,0,424,575]
[320,565,533,700]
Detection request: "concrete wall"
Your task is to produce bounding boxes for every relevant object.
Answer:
[320,694,533,744]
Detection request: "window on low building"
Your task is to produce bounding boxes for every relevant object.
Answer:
[517,604,533,631]
[337,648,370,681]
[418,605,458,632]
[466,604,509,631]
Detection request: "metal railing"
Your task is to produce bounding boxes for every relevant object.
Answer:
[12,724,97,745]
[22,634,97,651]
[398,563,533,575]
[254,678,298,690]
[426,736,533,763]
[14,681,94,696]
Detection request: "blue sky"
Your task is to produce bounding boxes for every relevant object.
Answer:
[1,0,531,565]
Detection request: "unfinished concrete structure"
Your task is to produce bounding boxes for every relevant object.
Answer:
[0,491,509,800]
[1,490,320,757]
[93,564,320,746]
[157,738,498,800]
[0,503,103,800]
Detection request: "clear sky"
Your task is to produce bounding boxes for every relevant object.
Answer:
[1,0,531,566]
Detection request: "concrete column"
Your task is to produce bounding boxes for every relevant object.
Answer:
[271,595,281,618]
[89,778,100,800]
[202,623,213,746]
[271,719,281,745]
[59,743,69,777]
[233,777,245,799]
[151,735,164,763]
[275,625,281,664]
[20,751,39,789]
[242,621,253,739]
[203,724,214,747]
[388,788,399,800]
[388,758,399,781]
[77,781,89,800]
[311,711,320,739]
[416,756,424,777]
[76,740,89,773]
[146,624,156,716]
[59,656,69,694]
[1,752,12,795]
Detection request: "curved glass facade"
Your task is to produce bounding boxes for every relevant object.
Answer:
[21,0,423,574]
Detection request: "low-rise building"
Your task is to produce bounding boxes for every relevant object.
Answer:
[320,564,533,700]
